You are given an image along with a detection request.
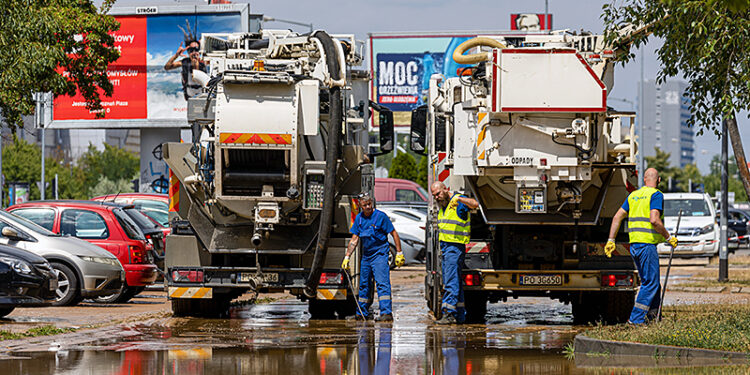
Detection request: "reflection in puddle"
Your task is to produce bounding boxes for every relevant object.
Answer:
[0,297,747,374]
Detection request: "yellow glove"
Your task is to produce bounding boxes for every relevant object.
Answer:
[341,255,350,269]
[604,240,616,258]
[395,252,405,267]
[667,236,678,248]
[449,199,459,209]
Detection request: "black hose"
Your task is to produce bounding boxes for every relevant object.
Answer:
[304,31,342,297]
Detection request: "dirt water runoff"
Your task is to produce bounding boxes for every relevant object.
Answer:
[0,267,748,374]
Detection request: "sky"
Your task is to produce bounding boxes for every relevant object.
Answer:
[108,0,749,174]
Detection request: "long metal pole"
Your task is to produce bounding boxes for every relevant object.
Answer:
[658,209,682,321]
[638,46,644,187]
[719,118,729,281]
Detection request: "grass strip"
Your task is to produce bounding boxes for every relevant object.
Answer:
[0,325,76,341]
[584,303,750,353]
[679,269,750,288]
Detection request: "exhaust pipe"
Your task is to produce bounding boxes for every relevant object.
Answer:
[251,232,263,247]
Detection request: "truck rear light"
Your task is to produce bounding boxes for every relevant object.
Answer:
[319,272,343,285]
[601,273,633,287]
[172,269,204,283]
[463,272,481,286]
[540,158,547,166]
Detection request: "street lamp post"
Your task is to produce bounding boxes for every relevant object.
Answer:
[262,16,313,33]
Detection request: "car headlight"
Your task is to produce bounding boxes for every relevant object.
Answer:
[79,256,120,267]
[700,224,715,235]
[0,256,33,275]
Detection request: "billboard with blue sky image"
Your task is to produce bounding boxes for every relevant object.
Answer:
[369,34,486,126]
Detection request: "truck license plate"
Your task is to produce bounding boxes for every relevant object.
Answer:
[520,274,562,286]
[239,272,279,283]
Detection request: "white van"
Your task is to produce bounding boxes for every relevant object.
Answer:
[656,192,719,257]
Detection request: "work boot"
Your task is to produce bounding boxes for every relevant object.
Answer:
[375,313,393,322]
[435,314,458,325]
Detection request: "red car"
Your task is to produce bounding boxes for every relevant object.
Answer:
[7,201,158,303]
[91,193,171,242]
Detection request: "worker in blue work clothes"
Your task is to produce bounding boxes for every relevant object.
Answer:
[341,194,404,322]
[605,168,677,324]
[430,181,479,325]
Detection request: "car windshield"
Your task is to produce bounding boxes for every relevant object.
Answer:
[664,199,711,217]
[140,208,168,227]
[0,210,59,236]
[417,186,428,201]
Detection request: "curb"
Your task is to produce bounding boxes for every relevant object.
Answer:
[574,334,750,368]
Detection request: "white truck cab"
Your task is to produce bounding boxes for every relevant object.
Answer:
[657,192,718,257]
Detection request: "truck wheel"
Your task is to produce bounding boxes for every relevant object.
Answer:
[334,295,357,319]
[172,296,231,318]
[604,291,635,324]
[464,291,488,323]
[0,307,14,318]
[50,262,81,306]
[572,292,599,325]
[308,298,336,320]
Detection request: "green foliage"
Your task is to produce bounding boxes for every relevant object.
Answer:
[416,156,428,189]
[389,152,417,181]
[584,302,750,353]
[602,0,750,136]
[0,325,75,341]
[88,176,135,197]
[703,154,748,201]
[78,144,139,194]
[0,0,121,127]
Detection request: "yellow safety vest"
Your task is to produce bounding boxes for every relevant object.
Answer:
[626,186,665,244]
[438,194,471,244]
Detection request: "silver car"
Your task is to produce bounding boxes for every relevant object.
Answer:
[0,210,124,306]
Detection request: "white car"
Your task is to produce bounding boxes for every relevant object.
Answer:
[378,206,426,266]
[657,193,719,257]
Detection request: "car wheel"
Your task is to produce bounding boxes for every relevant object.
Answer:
[95,284,137,304]
[388,245,397,270]
[51,262,80,306]
[0,307,15,318]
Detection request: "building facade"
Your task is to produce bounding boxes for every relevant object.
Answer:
[640,79,694,167]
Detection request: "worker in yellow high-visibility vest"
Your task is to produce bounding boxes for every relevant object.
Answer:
[605,168,677,324]
[430,181,479,324]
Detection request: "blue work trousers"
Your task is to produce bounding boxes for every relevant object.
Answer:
[440,241,466,322]
[357,250,392,317]
[629,243,661,324]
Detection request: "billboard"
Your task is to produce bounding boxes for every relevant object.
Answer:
[370,33,508,127]
[50,4,249,128]
[510,14,553,31]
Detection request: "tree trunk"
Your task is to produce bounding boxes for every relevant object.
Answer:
[727,112,750,199]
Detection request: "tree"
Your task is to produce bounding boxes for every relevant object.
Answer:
[78,143,139,195]
[89,176,136,197]
[603,0,750,199]
[416,156,428,189]
[0,0,120,127]
[389,152,417,181]
[703,155,748,201]
[1,136,88,204]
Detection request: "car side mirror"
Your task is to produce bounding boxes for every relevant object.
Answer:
[410,105,427,155]
[2,227,24,241]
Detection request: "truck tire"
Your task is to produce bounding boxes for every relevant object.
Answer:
[50,262,81,306]
[172,296,231,318]
[464,291,488,323]
[604,291,635,324]
[0,307,14,318]
[572,291,635,325]
[308,298,337,319]
[334,295,357,319]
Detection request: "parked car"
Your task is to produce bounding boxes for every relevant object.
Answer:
[716,209,750,247]
[379,206,426,267]
[0,210,124,306]
[8,201,157,303]
[375,178,427,203]
[91,194,169,226]
[113,203,166,271]
[658,193,719,257]
[0,244,57,317]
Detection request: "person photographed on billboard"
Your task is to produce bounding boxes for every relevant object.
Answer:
[163,22,208,100]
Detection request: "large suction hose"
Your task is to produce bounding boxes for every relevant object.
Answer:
[304,31,343,297]
[452,37,507,65]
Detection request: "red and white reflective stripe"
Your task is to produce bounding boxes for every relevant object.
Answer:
[436,152,450,182]
[466,242,490,253]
